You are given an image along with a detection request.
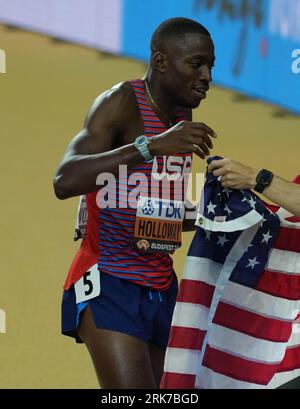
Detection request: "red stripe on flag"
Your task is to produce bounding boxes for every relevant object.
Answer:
[273,226,300,253]
[278,345,300,372]
[168,326,206,350]
[286,216,300,223]
[257,270,300,300]
[203,345,280,385]
[213,302,292,342]
[177,279,214,307]
[160,373,196,389]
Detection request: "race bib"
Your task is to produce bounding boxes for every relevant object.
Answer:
[132,196,184,253]
[74,264,100,303]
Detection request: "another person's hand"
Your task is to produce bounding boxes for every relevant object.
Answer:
[208,158,257,190]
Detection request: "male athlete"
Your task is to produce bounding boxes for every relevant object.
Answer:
[53,17,216,389]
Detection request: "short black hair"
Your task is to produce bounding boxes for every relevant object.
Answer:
[151,17,211,51]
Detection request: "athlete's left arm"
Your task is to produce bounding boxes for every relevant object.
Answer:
[182,109,197,231]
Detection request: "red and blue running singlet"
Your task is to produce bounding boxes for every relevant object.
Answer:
[64,80,193,291]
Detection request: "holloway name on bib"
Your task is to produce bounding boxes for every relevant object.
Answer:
[133,196,185,253]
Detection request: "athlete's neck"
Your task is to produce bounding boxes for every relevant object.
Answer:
[143,71,178,122]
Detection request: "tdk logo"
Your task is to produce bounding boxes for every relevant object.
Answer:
[154,200,183,219]
[142,200,155,216]
[292,49,300,74]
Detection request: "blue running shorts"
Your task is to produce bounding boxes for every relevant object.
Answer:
[61,271,178,349]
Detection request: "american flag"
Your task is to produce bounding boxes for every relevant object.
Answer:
[161,164,300,389]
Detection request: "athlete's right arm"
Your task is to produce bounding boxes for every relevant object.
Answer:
[53,84,145,199]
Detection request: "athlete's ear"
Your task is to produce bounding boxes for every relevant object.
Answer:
[152,51,167,73]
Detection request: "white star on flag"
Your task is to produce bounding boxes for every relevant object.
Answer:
[205,231,212,240]
[224,204,233,215]
[262,231,272,244]
[246,243,254,252]
[246,257,260,269]
[248,197,257,209]
[222,187,233,197]
[260,216,267,227]
[207,201,217,215]
[217,234,229,247]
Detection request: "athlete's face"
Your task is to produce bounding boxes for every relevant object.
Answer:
[163,33,215,109]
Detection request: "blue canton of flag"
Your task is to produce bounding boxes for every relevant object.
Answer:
[191,156,280,288]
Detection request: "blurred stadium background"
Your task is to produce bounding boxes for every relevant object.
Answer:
[0,0,299,388]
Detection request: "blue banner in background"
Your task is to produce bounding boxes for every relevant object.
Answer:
[122,0,300,115]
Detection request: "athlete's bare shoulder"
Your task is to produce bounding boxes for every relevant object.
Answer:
[85,81,138,130]
[96,81,135,107]
[57,81,140,162]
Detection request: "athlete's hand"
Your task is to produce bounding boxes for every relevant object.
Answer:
[148,120,217,159]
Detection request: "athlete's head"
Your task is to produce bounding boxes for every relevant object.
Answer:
[150,17,215,108]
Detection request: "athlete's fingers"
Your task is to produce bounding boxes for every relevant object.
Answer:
[191,144,206,159]
[191,122,218,139]
[190,139,210,156]
[189,136,211,155]
[189,130,214,149]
